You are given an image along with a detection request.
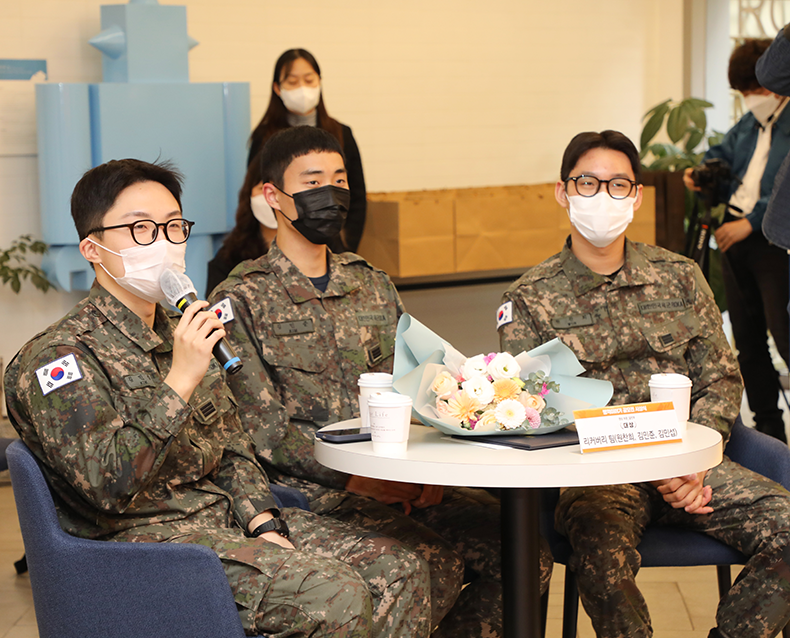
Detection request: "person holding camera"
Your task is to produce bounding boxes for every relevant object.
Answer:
[684,38,790,443]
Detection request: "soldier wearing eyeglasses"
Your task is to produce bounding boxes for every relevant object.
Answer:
[499,131,790,638]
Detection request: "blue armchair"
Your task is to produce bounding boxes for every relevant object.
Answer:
[541,417,790,638]
[7,439,308,638]
[1,436,28,574]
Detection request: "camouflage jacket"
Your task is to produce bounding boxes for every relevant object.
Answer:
[499,238,743,440]
[4,283,277,540]
[210,241,404,504]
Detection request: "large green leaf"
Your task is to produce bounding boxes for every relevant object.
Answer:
[666,104,688,144]
[640,102,670,149]
[690,108,707,134]
[685,128,704,153]
[708,130,725,147]
[643,98,672,121]
[685,97,714,109]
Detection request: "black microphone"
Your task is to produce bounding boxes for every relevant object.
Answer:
[160,269,243,375]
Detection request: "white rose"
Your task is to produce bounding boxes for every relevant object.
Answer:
[461,354,488,381]
[431,370,457,399]
[487,352,522,380]
[461,376,495,406]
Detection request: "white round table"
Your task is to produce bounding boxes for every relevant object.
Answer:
[315,419,723,638]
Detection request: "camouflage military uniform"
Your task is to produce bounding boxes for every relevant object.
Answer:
[210,241,550,637]
[5,283,432,638]
[499,237,790,638]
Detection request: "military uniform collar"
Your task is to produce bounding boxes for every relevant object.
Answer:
[561,237,658,296]
[268,241,362,303]
[88,283,173,353]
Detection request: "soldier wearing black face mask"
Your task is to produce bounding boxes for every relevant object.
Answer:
[272,182,351,247]
[210,126,530,638]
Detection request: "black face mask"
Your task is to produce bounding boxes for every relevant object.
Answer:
[275,185,350,245]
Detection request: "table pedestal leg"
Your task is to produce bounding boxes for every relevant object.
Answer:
[502,487,541,638]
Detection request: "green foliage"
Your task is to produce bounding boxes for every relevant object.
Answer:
[640,97,723,172]
[0,235,54,294]
[523,370,560,396]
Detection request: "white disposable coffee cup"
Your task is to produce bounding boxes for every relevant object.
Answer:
[649,373,692,432]
[358,373,393,429]
[367,391,412,457]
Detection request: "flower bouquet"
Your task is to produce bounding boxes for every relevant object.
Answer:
[392,314,613,436]
[431,352,562,432]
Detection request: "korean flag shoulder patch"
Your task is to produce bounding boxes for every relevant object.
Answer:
[35,353,83,396]
[209,298,235,324]
[496,301,513,330]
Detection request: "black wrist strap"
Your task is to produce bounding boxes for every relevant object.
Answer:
[249,517,290,539]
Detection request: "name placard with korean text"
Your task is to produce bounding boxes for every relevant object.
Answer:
[574,402,681,453]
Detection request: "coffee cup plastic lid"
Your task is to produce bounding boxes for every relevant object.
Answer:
[367,391,412,407]
[358,373,394,387]
[648,373,692,388]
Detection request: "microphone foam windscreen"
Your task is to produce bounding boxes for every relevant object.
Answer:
[160,268,198,307]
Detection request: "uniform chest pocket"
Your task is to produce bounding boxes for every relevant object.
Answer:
[553,324,620,370]
[264,342,330,423]
[266,342,328,374]
[642,310,701,354]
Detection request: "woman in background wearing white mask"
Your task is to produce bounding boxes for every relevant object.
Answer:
[247,49,367,255]
[206,150,277,296]
[683,38,790,443]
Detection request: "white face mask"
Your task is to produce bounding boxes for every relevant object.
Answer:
[250,194,278,229]
[279,85,321,115]
[88,239,187,303]
[744,93,783,126]
[567,192,635,248]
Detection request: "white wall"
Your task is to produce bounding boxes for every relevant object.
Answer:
[0,0,686,383]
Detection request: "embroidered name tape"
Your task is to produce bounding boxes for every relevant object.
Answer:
[496,301,513,329]
[36,353,82,396]
[273,319,314,336]
[357,311,388,327]
[551,313,594,329]
[124,373,157,390]
[210,298,234,324]
[638,298,686,314]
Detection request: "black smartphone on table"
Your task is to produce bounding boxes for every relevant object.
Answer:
[315,427,372,443]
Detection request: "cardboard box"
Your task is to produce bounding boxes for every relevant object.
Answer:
[361,191,455,278]
[358,185,656,278]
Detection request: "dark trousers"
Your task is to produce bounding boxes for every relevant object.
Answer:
[721,231,789,441]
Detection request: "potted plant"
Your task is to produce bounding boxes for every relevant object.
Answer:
[0,234,53,294]
[0,234,54,414]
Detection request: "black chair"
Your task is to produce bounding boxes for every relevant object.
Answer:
[541,417,790,638]
[7,439,309,638]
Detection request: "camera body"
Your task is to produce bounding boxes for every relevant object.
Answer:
[691,158,737,209]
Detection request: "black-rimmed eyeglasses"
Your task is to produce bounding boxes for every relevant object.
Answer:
[565,175,637,199]
[87,219,195,246]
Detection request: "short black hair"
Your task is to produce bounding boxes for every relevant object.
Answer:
[560,130,642,183]
[728,38,772,92]
[71,159,184,241]
[259,126,345,188]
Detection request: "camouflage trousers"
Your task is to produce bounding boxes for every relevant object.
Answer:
[314,486,554,638]
[555,457,790,638]
[112,507,431,638]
